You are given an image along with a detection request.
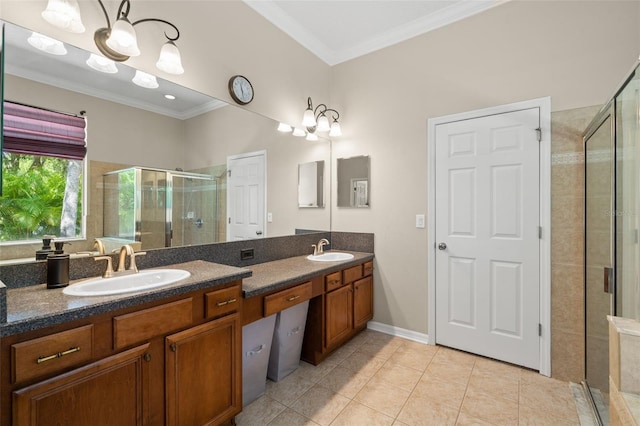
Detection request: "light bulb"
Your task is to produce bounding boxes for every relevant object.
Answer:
[302,108,316,127]
[41,0,85,33]
[86,53,118,73]
[27,32,67,55]
[306,132,319,141]
[106,17,140,57]
[132,70,159,89]
[277,123,292,132]
[156,41,184,75]
[292,127,306,137]
[316,114,330,132]
[329,120,342,137]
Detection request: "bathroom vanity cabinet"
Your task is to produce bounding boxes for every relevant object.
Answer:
[302,260,374,365]
[1,281,243,426]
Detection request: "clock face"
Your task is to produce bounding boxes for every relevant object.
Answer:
[229,75,254,105]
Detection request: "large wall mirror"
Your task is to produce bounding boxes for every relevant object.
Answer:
[337,155,370,208]
[0,20,331,263]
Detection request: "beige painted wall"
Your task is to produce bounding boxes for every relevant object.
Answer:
[329,0,639,342]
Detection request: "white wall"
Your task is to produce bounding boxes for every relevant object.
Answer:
[330,0,640,333]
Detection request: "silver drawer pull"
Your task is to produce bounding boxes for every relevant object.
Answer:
[216,298,237,307]
[37,346,81,364]
[247,344,265,356]
[287,295,300,302]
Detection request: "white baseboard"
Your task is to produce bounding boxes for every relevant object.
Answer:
[367,321,430,345]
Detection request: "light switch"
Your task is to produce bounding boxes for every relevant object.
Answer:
[416,214,425,228]
[267,212,273,222]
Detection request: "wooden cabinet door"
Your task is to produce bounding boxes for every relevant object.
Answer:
[13,344,150,426]
[325,284,353,349]
[353,276,373,329]
[165,312,241,426]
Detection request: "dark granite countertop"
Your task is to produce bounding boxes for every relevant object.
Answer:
[2,260,251,337]
[0,251,374,337]
[242,251,374,297]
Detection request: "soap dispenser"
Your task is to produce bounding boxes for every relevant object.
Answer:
[47,241,70,289]
[35,235,55,260]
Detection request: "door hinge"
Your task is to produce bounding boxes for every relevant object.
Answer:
[170,342,177,352]
[538,226,542,239]
[228,217,231,224]
[535,128,542,142]
[227,169,231,178]
[538,323,542,336]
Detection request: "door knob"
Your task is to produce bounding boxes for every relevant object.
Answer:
[256,230,263,236]
[438,242,447,250]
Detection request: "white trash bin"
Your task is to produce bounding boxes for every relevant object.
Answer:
[242,314,277,406]
[267,300,310,381]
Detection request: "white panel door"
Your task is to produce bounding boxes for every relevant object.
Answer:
[435,108,540,369]
[227,152,265,241]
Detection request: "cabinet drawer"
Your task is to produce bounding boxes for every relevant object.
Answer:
[343,265,363,284]
[205,285,242,319]
[113,298,193,349]
[264,281,313,316]
[12,324,94,384]
[363,261,374,277]
[325,271,343,292]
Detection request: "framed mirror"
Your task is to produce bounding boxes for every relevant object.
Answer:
[337,155,370,208]
[0,20,331,263]
[298,160,325,208]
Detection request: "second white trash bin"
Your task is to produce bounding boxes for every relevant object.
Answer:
[242,314,277,406]
[267,300,310,381]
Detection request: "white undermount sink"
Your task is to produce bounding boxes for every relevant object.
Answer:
[63,269,191,296]
[307,252,354,262]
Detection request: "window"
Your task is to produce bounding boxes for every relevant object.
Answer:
[1,101,86,243]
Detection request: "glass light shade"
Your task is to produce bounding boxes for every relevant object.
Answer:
[277,123,292,132]
[156,41,184,75]
[106,17,141,57]
[329,120,342,137]
[27,32,67,55]
[41,0,85,33]
[302,108,316,127]
[306,132,319,141]
[86,54,118,73]
[316,114,330,132]
[292,127,306,137]
[132,70,159,89]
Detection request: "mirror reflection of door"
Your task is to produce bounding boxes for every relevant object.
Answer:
[337,155,370,208]
[298,160,324,208]
[227,151,266,241]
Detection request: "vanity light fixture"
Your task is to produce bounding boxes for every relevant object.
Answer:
[132,70,159,89]
[41,0,185,75]
[86,53,118,73]
[302,97,342,137]
[27,32,68,55]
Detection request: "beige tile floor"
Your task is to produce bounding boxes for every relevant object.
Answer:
[236,330,581,426]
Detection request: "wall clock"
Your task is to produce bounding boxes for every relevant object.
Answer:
[228,75,254,105]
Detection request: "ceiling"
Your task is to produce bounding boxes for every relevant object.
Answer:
[244,0,506,66]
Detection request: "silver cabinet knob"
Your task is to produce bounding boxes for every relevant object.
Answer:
[438,242,447,250]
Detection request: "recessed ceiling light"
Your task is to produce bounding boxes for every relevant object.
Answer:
[164,94,176,100]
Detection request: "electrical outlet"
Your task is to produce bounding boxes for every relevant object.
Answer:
[416,214,425,228]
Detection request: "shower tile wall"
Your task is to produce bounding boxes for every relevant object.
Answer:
[550,105,602,382]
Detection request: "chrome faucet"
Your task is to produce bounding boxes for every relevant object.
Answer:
[312,238,330,256]
[117,244,147,273]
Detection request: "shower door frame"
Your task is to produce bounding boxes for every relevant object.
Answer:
[583,101,616,425]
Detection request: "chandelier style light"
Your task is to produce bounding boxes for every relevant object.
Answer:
[41,0,185,75]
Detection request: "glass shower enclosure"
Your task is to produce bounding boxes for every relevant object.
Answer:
[583,63,640,424]
[103,167,217,250]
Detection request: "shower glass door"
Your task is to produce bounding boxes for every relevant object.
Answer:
[584,106,614,415]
